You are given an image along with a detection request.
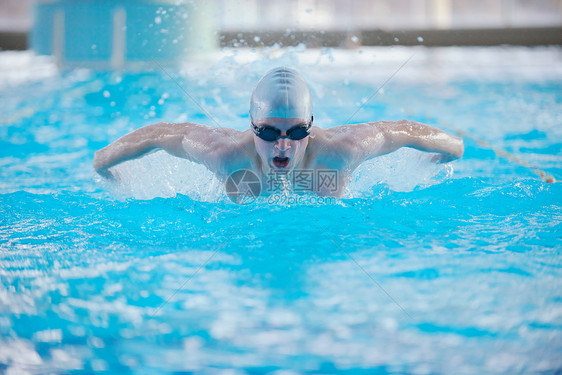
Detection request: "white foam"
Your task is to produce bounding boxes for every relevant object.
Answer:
[98,150,224,201]
[347,148,454,197]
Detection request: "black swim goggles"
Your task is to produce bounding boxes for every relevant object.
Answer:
[251,116,313,142]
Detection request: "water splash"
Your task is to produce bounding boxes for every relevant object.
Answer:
[98,151,224,201]
[347,148,454,198]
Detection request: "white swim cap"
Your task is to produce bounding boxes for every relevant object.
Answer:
[250,67,312,122]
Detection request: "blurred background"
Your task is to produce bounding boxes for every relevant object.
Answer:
[0,0,561,69]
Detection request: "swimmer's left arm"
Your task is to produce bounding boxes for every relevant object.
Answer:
[332,120,464,166]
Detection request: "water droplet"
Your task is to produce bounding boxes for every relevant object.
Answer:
[417,36,424,43]
[103,90,110,98]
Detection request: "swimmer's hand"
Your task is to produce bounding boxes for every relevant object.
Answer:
[94,165,121,183]
[97,168,118,182]
[94,151,120,182]
[430,153,458,163]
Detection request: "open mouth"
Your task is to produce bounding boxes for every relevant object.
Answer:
[272,156,290,168]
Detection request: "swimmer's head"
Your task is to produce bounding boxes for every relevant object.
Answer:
[250,67,313,172]
[250,67,312,123]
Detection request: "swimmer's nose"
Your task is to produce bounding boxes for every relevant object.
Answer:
[274,138,292,152]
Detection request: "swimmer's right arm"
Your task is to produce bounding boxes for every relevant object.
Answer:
[93,122,226,178]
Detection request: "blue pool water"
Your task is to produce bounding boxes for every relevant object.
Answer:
[1,47,561,374]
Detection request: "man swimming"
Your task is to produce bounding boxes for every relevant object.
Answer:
[94,67,464,198]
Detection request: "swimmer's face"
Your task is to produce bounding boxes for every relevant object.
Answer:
[252,117,310,171]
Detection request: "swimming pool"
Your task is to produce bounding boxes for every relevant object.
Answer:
[1,46,561,374]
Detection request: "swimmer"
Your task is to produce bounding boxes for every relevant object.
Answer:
[94,67,464,198]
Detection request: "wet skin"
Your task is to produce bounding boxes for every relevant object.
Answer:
[94,118,464,198]
[251,117,311,173]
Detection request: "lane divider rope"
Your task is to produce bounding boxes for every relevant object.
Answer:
[452,127,558,183]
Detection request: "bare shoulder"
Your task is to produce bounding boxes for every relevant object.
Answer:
[158,121,236,137]
[306,123,383,168]
[158,122,250,176]
[305,126,352,169]
[164,122,243,148]
[205,128,256,177]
